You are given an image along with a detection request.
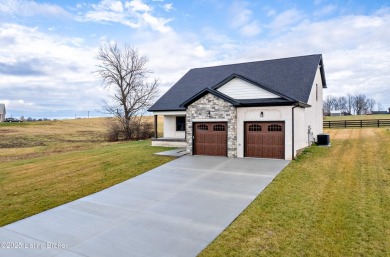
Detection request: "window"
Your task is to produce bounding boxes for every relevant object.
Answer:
[268,124,282,131]
[197,124,208,130]
[213,124,225,131]
[248,124,262,131]
[176,116,185,131]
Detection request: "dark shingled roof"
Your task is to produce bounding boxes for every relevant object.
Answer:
[149,54,326,112]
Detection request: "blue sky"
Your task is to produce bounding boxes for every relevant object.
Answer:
[0,0,389,119]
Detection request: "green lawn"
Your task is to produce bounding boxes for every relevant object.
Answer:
[0,140,174,226]
[200,128,390,257]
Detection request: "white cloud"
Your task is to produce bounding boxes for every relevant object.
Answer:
[240,21,262,37]
[228,0,261,37]
[224,10,390,108]
[267,9,276,17]
[1,2,390,117]
[124,7,390,109]
[125,0,150,12]
[142,13,172,33]
[229,2,252,28]
[314,4,337,16]
[85,0,172,33]
[0,0,71,18]
[163,3,173,12]
[0,23,104,117]
[269,8,304,32]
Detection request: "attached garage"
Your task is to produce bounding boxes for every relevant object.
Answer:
[193,122,227,157]
[149,54,327,160]
[244,122,285,159]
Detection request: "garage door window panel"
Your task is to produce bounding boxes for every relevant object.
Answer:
[213,124,225,131]
[268,124,283,132]
[197,124,208,130]
[249,124,262,131]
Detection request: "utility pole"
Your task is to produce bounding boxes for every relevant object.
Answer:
[88,111,90,118]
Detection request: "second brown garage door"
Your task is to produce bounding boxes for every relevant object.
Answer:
[245,122,285,159]
[193,122,227,157]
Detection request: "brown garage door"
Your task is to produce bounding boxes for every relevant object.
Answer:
[194,122,227,156]
[245,122,285,159]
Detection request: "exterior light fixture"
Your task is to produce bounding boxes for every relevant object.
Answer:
[260,111,264,117]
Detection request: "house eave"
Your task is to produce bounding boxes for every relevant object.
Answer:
[180,88,239,107]
[148,108,186,112]
[236,101,310,108]
[319,56,327,88]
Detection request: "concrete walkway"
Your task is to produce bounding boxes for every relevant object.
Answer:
[0,156,289,257]
[154,148,187,157]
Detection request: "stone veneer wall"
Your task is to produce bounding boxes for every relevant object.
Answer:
[186,93,237,157]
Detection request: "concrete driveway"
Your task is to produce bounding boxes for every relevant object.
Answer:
[0,156,289,257]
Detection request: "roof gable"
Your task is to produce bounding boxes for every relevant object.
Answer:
[149,54,326,112]
[214,75,282,100]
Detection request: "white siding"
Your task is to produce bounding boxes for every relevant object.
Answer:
[294,65,324,152]
[0,104,5,122]
[304,66,324,144]
[294,107,306,152]
[217,78,281,99]
[163,115,185,138]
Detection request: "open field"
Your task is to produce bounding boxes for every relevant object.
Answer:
[0,118,109,162]
[0,118,173,226]
[324,114,390,121]
[200,128,390,257]
[0,117,164,162]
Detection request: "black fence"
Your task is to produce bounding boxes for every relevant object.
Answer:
[323,119,390,128]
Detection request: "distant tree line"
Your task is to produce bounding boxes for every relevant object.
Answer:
[323,94,380,115]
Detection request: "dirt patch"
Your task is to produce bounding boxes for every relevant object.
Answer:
[326,129,352,140]
[325,128,381,140]
[0,129,18,134]
[361,128,376,138]
[0,137,46,148]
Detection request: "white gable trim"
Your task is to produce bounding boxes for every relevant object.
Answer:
[152,111,186,116]
[217,77,281,100]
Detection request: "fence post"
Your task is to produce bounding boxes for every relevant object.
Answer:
[378,120,380,127]
[360,120,362,128]
[345,120,346,128]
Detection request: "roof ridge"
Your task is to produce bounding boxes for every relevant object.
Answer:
[189,54,322,71]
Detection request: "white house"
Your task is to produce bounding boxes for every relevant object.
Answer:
[0,103,6,122]
[148,54,327,160]
[330,111,341,116]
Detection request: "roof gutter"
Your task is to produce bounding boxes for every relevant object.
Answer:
[291,103,300,160]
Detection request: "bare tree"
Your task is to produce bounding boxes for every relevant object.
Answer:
[352,94,367,115]
[346,94,354,115]
[96,43,159,140]
[377,102,383,111]
[323,95,337,115]
[366,98,376,113]
[337,96,348,114]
